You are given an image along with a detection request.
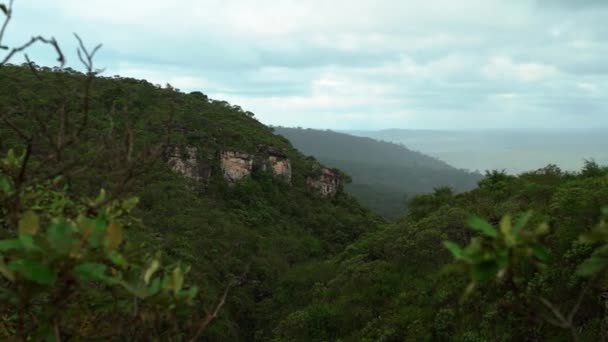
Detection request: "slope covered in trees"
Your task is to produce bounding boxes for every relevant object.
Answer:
[274,127,481,218]
[0,63,381,340]
[3,4,608,341]
[269,162,608,341]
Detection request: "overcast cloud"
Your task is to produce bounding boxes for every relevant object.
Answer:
[4,0,608,129]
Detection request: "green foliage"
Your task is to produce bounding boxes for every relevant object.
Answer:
[577,208,608,276]
[3,5,608,340]
[445,213,550,285]
[268,163,608,341]
[0,60,383,340]
[0,150,199,339]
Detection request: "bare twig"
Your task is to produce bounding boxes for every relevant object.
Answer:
[538,284,590,342]
[1,35,65,67]
[0,0,14,48]
[188,282,233,342]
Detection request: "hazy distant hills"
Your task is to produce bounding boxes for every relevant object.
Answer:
[274,127,481,218]
[346,129,608,174]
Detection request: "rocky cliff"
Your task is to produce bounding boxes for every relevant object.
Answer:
[167,144,295,186]
[259,145,292,183]
[166,146,211,183]
[168,144,341,196]
[221,151,254,183]
[306,167,341,197]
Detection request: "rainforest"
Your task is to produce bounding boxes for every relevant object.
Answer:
[1,1,608,341]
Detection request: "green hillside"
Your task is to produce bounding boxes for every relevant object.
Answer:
[2,4,608,340]
[3,64,608,341]
[0,64,381,340]
[274,127,481,218]
[269,163,608,341]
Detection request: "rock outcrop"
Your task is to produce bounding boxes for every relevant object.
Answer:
[169,145,292,186]
[166,146,210,183]
[220,147,292,185]
[268,155,292,183]
[306,167,340,197]
[221,151,254,183]
[259,145,292,183]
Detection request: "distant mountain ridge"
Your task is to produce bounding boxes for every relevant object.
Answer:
[346,128,608,173]
[274,127,482,218]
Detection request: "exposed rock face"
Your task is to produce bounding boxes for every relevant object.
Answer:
[221,151,253,183]
[307,168,340,197]
[268,155,292,183]
[166,146,210,182]
[260,145,292,183]
[169,145,291,185]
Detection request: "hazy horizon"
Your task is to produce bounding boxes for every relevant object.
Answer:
[343,128,608,173]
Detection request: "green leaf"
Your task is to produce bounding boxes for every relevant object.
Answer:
[499,215,512,235]
[104,223,123,250]
[47,221,74,254]
[121,197,139,212]
[73,262,108,282]
[9,259,57,285]
[18,234,39,251]
[107,250,127,267]
[467,216,498,238]
[0,4,7,16]
[579,229,607,244]
[120,280,147,299]
[94,189,107,205]
[4,149,18,167]
[513,211,533,236]
[460,282,476,303]
[577,257,608,277]
[472,260,499,282]
[148,277,162,296]
[18,210,39,236]
[531,245,551,263]
[170,266,184,294]
[0,239,22,252]
[144,259,160,285]
[0,176,11,193]
[87,217,107,248]
[443,241,463,259]
[535,223,550,236]
[0,257,15,282]
[184,286,198,300]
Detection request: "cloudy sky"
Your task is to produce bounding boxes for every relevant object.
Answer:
[4,0,608,129]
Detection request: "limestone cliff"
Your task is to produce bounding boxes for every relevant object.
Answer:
[220,151,254,183]
[268,155,292,183]
[306,167,341,197]
[218,146,292,184]
[167,144,297,188]
[258,145,292,183]
[166,146,210,183]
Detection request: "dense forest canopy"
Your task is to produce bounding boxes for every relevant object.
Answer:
[2,2,608,341]
[0,40,382,339]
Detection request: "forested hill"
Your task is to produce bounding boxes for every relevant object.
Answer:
[0,64,381,340]
[3,65,608,342]
[274,127,482,218]
[269,162,608,341]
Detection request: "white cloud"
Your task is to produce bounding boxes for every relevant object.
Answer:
[481,57,558,82]
[10,0,608,129]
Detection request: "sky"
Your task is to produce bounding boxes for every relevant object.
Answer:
[3,0,608,130]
